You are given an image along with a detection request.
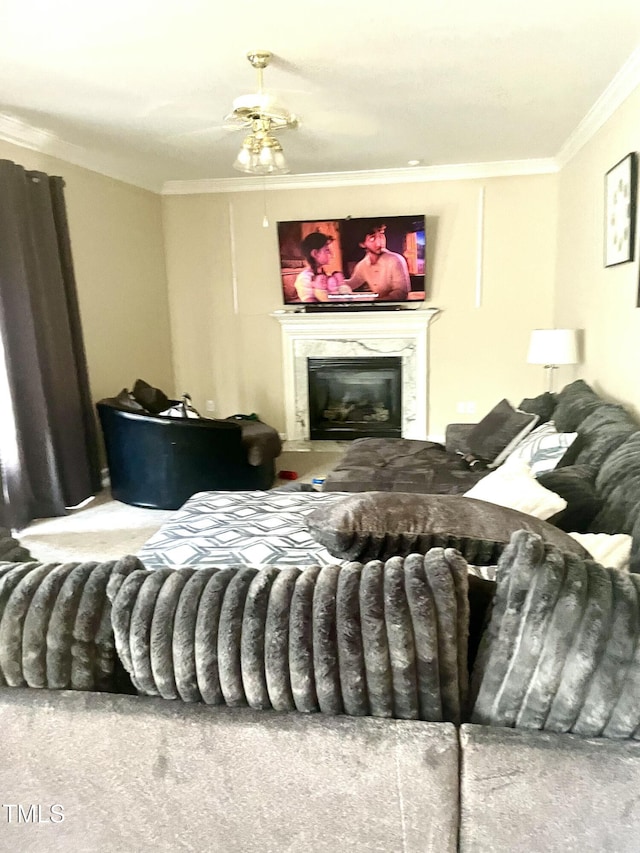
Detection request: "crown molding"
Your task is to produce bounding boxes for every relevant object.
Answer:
[556,46,640,166]
[0,113,160,192]
[5,42,639,197]
[160,159,558,195]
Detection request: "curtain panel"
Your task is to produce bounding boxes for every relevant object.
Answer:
[0,159,101,529]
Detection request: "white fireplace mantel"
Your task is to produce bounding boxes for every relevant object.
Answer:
[272,308,440,442]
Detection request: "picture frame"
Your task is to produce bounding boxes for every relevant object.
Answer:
[604,152,637,267]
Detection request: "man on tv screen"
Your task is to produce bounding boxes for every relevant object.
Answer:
[342,221,410,301]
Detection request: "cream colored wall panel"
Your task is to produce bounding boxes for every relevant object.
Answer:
[0,139,174,403]
[555,85,640,420]
[162,176,558,437]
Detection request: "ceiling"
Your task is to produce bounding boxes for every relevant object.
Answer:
[1,0,639,192]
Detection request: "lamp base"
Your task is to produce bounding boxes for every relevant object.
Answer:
[544,364,558,393]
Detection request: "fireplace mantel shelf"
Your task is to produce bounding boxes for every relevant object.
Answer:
[271,307,440,333]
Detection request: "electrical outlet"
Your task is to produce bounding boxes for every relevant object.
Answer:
[205,400,215,413]
[456,401,476,415]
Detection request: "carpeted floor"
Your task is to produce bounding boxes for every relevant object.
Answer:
[16,449,343,564]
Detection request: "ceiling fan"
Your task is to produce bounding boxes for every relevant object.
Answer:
[226,50,299,175]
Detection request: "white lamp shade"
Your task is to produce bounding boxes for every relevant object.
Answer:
[527,329,579,366]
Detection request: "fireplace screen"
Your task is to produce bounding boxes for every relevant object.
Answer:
[307,357,402,440]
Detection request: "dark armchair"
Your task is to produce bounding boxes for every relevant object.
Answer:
[96,400,281,510]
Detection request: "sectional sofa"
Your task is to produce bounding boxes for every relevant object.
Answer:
[324,379,640,570]
[3,379,640,851]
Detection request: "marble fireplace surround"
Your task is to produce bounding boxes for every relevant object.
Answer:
[272,308,440,444]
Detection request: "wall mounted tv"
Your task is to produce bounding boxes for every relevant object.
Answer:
[277,215,426,308]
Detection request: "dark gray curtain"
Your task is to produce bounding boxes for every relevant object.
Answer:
[0,159,101,530]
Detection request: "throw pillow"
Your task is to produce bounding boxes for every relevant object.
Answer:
[305,491,588,564]
[466,399,539,468]
[113,387,146,413]
[537,465,602,533]
[518,392,558,425]
[463,459,567,520]
[131,378,171,415]
[505,421,578,476]
[567,532,632,571]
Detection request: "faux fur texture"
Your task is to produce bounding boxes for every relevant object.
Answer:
[404,553,442,721]
[111,553,469,725]
[312,564,343,715]
[150,568,194,700]
[194,568,235,705]
[23,562,79,688]
[0,556,144,692]
[306,492,589,564]
[336,562,368,716]
[0,530,32,564]
[289,565,321,713]
[217,567,257,707]
[241,566,278,710]
[359,560,393,717]
[128,568,174,696]
[264,566,300,712]
[384,556,418,719]
[470,530,640,739]
[173,568,215,703]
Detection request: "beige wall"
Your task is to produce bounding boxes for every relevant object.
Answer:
[162,174,558,438]
[555,86,640,419]
[0,140,174,403]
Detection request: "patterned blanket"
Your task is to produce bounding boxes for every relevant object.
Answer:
[138,490,349,570]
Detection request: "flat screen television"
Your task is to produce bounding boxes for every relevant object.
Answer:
[277,215,426,308]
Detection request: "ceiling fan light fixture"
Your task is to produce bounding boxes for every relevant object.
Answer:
[228,50,296,176]
[233,127,289,175]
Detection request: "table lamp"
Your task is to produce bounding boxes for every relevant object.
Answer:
[527,329,579,392]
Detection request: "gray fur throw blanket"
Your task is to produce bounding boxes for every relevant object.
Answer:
[0,555,144,691]
[108,551,471,724]
[471,529,640,739]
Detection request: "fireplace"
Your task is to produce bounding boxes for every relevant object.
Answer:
[307,357,402,440]
[272,308,439,444]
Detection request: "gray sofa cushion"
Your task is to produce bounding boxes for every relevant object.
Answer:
[589,432,640,574]
[109,554,471,724]
[552,379,603,432]
[568,404,639,470]
[322,438,488,494]
[305,492,590,563]
[538,465,604,533]
[470,530,640,739]
[0,556,143,691]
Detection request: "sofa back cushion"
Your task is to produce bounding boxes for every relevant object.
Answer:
[591,432,640,537]
[567,404,638,470]
[552,380,603,432]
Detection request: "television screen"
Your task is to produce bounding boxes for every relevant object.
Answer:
[277,215,426,307]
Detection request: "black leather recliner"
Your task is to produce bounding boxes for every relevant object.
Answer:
[96,400,281,510]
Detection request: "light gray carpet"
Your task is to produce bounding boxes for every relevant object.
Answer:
[16,450,342,565]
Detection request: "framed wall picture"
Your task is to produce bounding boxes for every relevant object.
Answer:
[605,152,637,267]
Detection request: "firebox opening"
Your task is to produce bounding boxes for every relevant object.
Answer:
[307,356,402,440]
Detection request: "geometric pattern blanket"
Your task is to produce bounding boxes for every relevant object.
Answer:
[137,490,351,570]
